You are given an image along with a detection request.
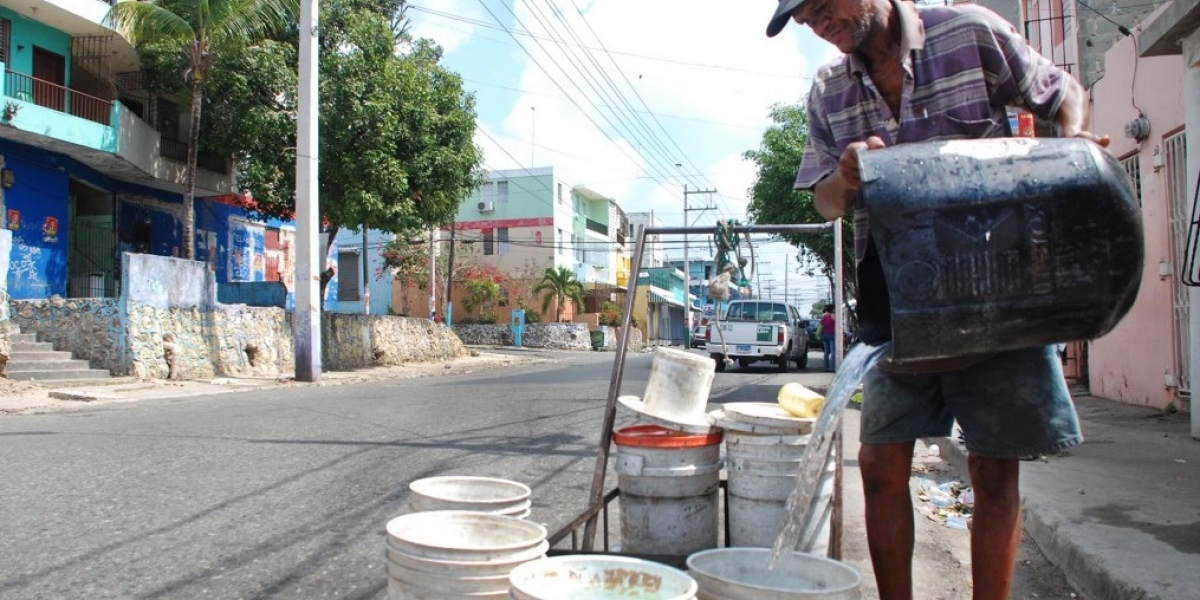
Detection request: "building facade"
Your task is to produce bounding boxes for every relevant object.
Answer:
[394,167,630,325]
[0,0,239,301]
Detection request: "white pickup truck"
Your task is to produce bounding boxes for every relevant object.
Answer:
[705,300,809,372]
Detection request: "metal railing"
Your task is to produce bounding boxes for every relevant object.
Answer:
[585,218,608,236]
[5,70,112,125]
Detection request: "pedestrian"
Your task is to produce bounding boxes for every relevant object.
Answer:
[765,1,1108,598]
[820,304,836,371]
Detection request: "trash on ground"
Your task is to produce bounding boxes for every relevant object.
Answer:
[915,477,973,529]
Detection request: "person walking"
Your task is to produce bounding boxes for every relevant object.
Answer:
[765,1,1108,598]
[820,304,836,372]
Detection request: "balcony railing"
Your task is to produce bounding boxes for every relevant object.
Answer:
[159,137,231,175]
[5,70,112,125]
[585,218,608,236]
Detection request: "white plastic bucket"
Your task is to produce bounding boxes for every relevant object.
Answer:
[642,347,717,421]
[509,555,698,600]
[724,430,835,552]
[687,548,861,600]
[408,476,531,516]
[613,424,722,555]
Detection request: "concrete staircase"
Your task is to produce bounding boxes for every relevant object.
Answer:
[5,330,113,385]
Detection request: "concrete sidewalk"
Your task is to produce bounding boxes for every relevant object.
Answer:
[944,394,1199,600]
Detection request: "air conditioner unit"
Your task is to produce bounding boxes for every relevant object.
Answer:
[477,200,494,213]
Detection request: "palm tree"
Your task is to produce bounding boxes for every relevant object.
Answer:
[533,266,585,323]
[106,0,297,259]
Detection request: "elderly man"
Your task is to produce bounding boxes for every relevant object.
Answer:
[765,1,1107,598]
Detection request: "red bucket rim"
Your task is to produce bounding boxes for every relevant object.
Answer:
[613,424,722,448]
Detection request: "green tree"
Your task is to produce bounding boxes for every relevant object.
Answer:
[200,0,486,298]
[533,267,585,323]
[105,0,298,260]
[743,102,857,316]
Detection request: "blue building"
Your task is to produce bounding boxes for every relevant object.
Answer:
[0,1,249,300]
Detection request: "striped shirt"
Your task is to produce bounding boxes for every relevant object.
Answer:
[794,1,1069,344]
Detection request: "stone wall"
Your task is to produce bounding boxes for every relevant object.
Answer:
[323,314,464,371]
[453,322,645,352]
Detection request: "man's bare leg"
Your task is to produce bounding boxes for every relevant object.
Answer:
[968,455,1021,600]
[860,441,916,600]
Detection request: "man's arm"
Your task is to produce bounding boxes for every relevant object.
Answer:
[1054,76,1111,146]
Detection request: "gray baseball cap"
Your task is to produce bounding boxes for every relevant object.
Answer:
[767,0,808,37]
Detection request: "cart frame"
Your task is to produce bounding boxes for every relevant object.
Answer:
[549,222,847,562]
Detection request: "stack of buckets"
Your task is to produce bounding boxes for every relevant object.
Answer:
[384,476,542,599]
[614,348,724,556]
[723,417,837,554]
[384,510,548,600]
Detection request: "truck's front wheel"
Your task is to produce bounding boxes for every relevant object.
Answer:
[777,349,791,373]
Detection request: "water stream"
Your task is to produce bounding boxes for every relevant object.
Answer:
[768,342,891,569]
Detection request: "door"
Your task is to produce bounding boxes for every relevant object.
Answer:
[32,47,65,112]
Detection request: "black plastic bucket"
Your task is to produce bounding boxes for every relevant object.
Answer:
[860,137,1143,363]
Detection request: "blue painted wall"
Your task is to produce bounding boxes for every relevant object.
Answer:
[4,154,69,298]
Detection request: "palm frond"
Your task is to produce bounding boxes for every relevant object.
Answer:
[105,1,194,46]
[209,0,299,46]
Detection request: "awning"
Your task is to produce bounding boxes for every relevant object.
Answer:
[647,287,684,307]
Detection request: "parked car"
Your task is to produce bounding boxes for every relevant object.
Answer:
[690,325,708,348]
[705,300,808,371]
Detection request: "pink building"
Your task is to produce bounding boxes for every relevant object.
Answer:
[1087,24,1188,411]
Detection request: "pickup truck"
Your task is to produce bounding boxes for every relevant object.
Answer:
[705,300,808,372]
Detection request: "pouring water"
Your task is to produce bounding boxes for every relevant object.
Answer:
[768,342,892,569]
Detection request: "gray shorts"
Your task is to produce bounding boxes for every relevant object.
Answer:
[860,346,1082,458]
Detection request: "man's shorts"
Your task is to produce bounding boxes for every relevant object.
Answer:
[860,346,1082,458]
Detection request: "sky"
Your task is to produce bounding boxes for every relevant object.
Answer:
[405,0,841,311]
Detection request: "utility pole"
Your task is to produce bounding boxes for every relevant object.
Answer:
[293,0,321,382]
[428,229,436,320]
[683,184,715,347]
[444,225,455,326]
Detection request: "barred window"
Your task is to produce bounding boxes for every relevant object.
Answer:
[1120,153,1142,207]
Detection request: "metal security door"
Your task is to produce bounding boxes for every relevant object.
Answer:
[1166,131,1190,398]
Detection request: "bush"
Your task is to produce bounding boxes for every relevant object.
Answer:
[600,301,623,327]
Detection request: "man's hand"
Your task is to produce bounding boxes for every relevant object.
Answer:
[838,135,887,189]
[814,135,886,221]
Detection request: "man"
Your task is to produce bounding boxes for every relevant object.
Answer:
[765,1,1108,598]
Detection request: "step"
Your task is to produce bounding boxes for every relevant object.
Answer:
[7,359,96,373]
[10,341,55,352]
[7,332,39,344]
[5,368,113,382]
[8,351,75,362]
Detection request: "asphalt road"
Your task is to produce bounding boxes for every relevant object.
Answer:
[0,348,1077,599]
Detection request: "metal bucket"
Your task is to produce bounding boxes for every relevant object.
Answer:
[383,510,547,599]
[613,424,722,555]
[859,137,1143,363]
[687,548,861,600]
[408,475,531,517]
[724,430,834,553]
[509,555,698,600]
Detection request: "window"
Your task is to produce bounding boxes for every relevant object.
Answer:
[481,181,493,206]
[0,19,10,66]
[1120,153,1142,207]
[497,181,509,204]
[337,251,361,301]
[574,234,584,263]
[483,228,494,255]
[498,228,509,255]
[557,228,564,254]
[558,183,564,205]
